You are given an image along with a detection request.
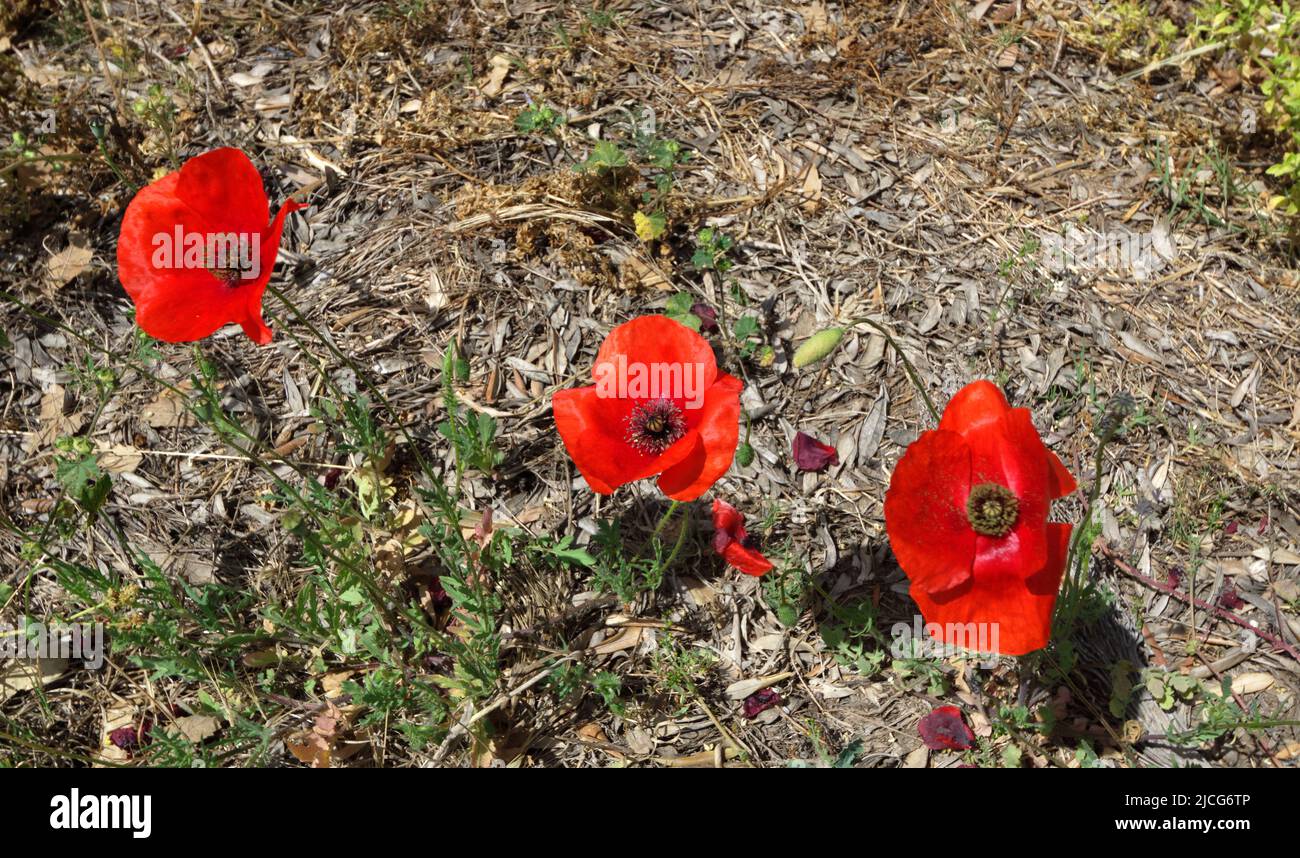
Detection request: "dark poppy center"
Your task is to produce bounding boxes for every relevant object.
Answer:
[624,399,686,455]
[965,482,1019,537]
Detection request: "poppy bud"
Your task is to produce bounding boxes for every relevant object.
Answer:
[792,327,844,368]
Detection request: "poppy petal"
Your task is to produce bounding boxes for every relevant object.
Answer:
[961,407,1054,582]
[917,706,975,751]
[173,147,270,237]
[723,541,774,576]
[792,431,838,471]
[1046,450,1077,499]
[711,499,744,536]
[691,303,719,333]
[656,372,741,501]
[553,385,699,494]
[236,198,309,345]
[884,429,975,598]
[912,521,1071,656]
[710,498,774,576]
[742,688,782,718]
[938,378,1009,437]
[594,315,718,392]
[1027,522,1072,596]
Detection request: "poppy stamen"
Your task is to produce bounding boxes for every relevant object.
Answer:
[625,399,686,455]
[966,482,1019,537]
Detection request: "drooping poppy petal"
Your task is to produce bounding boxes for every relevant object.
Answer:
[792,431,839,471]
[882,429,975,599]
[917,705,975,751]
[657,371,741,501]
[553,316,742,500]
[722,539,774,577]
[552,385,700,494]
[711,499,774,576]
[711,498,744,537]
[1046,449,1077,499]
[885,380,1077,656]
[117,147,306,344]
[912,522,1071,656]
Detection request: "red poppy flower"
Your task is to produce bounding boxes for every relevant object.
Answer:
[711,499,773,576]
[553,315,742,501]
[117,147,306,344]
[917,705,975,751]
[883,380,1077,656]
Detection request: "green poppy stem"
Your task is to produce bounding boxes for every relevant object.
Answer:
[850,317,940,422]
[660,507,692,571]
[652,500,683,542]
[646,500,691,577]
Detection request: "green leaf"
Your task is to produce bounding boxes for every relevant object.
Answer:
[832,739,864,768]
[665,291,702,330]
[56,454,111,515]
[633,210,667,241]
[551,545,596,567]
[665,291,693,315]
[81,475,112,517]
[583,140,627,171]
[515,105,562,134]
[732,315,759,340]
[1001,744,1022,768]
[56,454,101,495]
[645,138,685,170]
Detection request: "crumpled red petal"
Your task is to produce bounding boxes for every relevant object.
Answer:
[792,431,839,471]
[711,499,774,576]
[917,705,975,751]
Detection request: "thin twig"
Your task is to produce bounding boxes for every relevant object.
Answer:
[77,0,128,121]
[851,317,939,420]
[1096,540,1300,662]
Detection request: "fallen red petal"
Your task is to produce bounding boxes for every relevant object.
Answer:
[917,705,975,751]
[691,302,719,332]
[742,688,782,719]
[792,431,838,471]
